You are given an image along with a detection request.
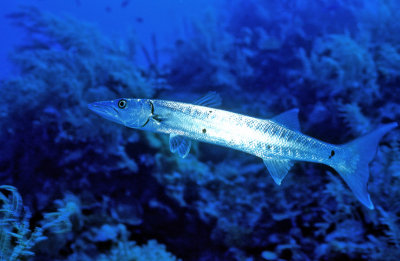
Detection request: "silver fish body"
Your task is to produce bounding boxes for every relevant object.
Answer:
[88,93,397,209]
[145,100,334,164]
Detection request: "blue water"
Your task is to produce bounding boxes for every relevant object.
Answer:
[0,1,399,260]
[0,0,221,79]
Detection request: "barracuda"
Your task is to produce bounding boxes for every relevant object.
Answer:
[88,92,397,209]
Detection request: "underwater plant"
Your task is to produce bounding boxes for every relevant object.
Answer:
[0,186,45,261]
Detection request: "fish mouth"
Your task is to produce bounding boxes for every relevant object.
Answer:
[88,101,120,123]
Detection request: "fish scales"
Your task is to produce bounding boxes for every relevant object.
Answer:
[148,100,333,163]
[88,94,397,209]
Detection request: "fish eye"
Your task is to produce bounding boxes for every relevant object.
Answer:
[118,99,127,109]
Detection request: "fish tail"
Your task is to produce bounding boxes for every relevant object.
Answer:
[331,123,397,209]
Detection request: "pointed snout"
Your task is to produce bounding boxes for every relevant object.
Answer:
[88,101,120,123]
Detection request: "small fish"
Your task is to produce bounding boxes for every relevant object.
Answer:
[88,92,397,209]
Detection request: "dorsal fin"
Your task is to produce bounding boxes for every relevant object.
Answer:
[169,134,191,158]
[194,92,222,107]
[263,158,294,185]
[271,108,300,131]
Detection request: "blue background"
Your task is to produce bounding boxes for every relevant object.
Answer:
[1,0,222,79]
[0,1,399,260]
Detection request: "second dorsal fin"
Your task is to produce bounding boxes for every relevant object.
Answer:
[271,108,300,131]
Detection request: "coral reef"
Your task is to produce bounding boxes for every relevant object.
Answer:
[0,186,45,261]
[1,1,400,260]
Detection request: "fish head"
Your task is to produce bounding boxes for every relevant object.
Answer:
[88,98,152,128]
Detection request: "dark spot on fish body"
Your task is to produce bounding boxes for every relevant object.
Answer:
[202,128,207,134]
[267,145,271,149]
[328,150,335,159]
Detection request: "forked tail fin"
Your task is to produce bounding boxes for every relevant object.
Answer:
[331,123,397,209]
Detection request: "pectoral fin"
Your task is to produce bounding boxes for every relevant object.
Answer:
[263,158,294,185]
[169,134,191,158]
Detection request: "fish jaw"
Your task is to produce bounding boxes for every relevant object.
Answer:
[88,101,122,124]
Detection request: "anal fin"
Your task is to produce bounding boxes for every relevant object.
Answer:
[263,158,294,185]
[169,134,191,158]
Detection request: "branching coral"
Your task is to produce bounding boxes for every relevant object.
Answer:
[167,9,247,92]
[41,193,82,234]
[80,224,181,261]
[0,185,46,261]
[374,43,400,83]
[337,102,371,136]
[99,239,180,261]
[0,6,160,190]
[302,34,379,104]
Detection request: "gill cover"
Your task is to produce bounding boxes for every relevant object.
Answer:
[88,98,152,128]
